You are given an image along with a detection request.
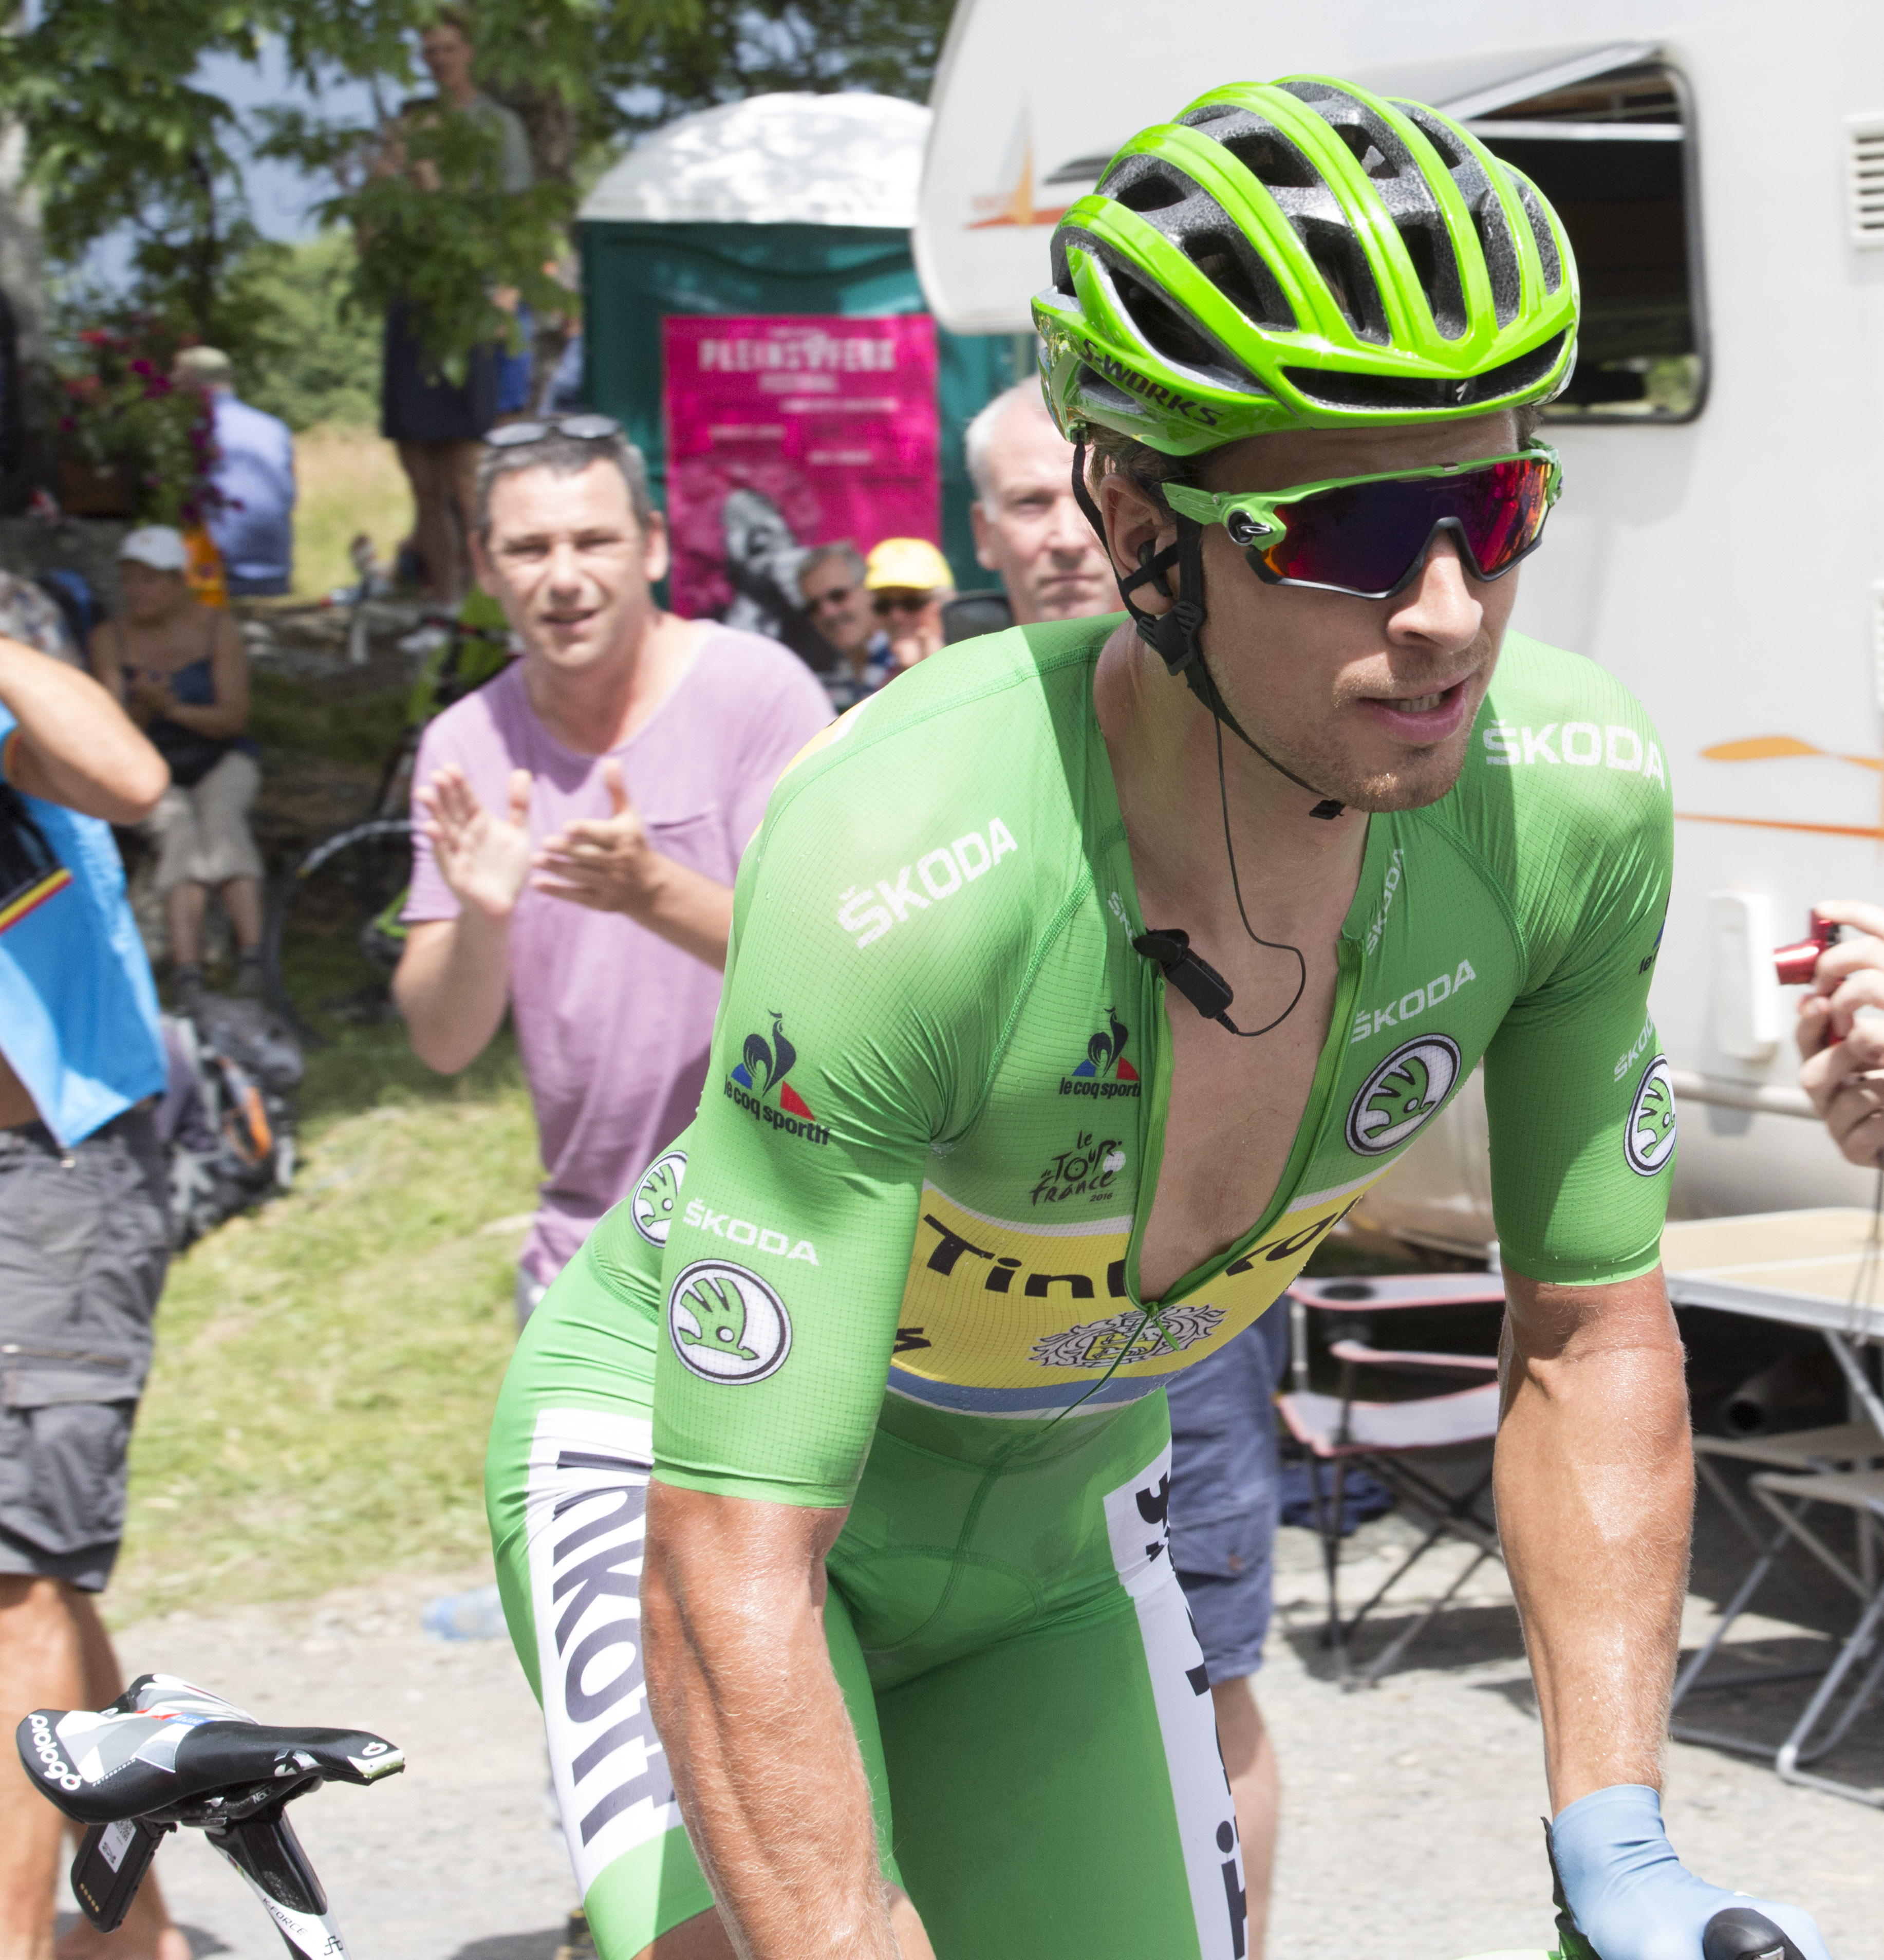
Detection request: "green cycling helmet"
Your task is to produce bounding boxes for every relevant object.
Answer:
[1035,75,1580,455]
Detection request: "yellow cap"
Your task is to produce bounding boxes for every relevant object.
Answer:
[865,537,953,592]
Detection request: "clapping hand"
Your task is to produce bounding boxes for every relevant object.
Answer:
[532,759,660,917]
[415,763,534,921]
[1797,898,1884,1166]
[127,668,176,723]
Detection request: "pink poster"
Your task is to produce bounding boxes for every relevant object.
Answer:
[663,314,939,636]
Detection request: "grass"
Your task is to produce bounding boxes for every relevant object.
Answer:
[105,1030,539,1628]
[292,422,413,603]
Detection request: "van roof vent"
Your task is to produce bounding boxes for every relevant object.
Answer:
[1850,115,1884,249]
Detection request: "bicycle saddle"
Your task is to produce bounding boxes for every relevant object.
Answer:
[18,1672,403,1827]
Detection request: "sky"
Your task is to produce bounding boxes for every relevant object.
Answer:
[200,38,383,243]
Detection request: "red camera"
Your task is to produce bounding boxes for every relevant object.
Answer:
[1774,911,1842,985]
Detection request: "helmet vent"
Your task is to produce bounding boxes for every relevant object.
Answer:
[1184,232,1296,333]
[1189,111,1320,192]
[1470,191,1522,328]
[1508,174,1564,295]
[1106,160,1195,216]
[1283,329,1565,414]
[1301,225,1389,344]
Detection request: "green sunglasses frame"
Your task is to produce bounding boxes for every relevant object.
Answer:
[1160,441,1563,600]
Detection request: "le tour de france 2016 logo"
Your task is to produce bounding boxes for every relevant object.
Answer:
[631,1149,688,1246]
[667,1260,792,1384]
[725,1010,829,1146]
[1345,1035,1463,1157]
[1626,1056,1677,1176]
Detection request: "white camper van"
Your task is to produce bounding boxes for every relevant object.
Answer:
[915,8,1884,1254]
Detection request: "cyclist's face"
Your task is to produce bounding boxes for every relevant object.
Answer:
[473,461,665,671]
[1101,412,1523,814]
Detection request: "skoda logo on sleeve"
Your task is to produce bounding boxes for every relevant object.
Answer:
[631,1149,688,1246]
[667,1261,792,1384]
[1625,1056,1677,1176]
[1346,1035,1462,1156]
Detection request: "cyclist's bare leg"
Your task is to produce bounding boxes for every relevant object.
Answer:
[1212,1675,1277,1960]
[631,1888,936,1960]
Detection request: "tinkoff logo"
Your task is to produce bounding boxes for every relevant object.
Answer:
[1060,1006,1141,1098]
[1345,1035,1461,1156]
[725,1011,829,1146]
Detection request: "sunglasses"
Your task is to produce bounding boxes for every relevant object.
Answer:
[1161,443,1561,602]
[484,414,622,449]
[872,591,934,617]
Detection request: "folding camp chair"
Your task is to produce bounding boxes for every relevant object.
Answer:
[1671,1419,1883,1761]
[1741,1466,1884,1805]
[1278,1274,1507,1686]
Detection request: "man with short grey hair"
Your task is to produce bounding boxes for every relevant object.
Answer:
[394,418,831,1319]
[965,382,1112,627]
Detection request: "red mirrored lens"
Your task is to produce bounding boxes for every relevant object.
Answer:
[1256,457,1552,595]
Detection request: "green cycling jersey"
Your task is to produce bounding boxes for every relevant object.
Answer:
[644,612,1675,1507]
[487,612,1676,1958]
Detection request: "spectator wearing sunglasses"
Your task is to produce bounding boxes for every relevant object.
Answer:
[0,636,189,1960]
[864,536,955,670]
[393,417,831,1323]
[798,543,893,713]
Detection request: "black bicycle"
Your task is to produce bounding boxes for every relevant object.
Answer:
[261,614,511,1048]
[17,1674,401,1959]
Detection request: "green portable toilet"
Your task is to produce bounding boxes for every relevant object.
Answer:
[578,92,1019,599]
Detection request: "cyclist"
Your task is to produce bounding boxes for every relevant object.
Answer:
[487,78,1833,1960]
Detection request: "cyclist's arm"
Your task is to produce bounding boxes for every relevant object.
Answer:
[1495,1263,1689,1809]
[1476,673,1680,1809]
[642,1486,901,1960]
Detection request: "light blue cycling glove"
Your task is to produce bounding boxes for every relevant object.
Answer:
[1551,1785,1831,1960]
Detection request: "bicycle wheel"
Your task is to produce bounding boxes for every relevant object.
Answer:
[263,818,416,1048]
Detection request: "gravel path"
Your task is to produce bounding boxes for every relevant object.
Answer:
[75,1498,1881,1960]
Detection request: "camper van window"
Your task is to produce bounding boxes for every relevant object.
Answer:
[1469,62,1705,423]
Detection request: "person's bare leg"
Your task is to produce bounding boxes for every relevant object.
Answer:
[219,877,263,955]
[1212,1674,1278,1960]
[441,440,482,605]
[164,883,207,971]
[398,441,453,604]
[0,1576,83,1960]
[53,1596,188,1960]
[633,1885,935,1959]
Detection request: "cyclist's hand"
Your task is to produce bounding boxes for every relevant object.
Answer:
[416,763,533,920]
[532,759,658,916]
[1552,1785,1831,1960]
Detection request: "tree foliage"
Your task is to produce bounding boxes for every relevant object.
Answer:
[229,232,382,430]
[2,0,956,381]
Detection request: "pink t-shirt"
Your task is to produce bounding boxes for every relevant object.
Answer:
[404,629,833,1283]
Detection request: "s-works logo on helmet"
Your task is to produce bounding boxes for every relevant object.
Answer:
[667,1261,792,1384]
[1345,1036,1462,1157]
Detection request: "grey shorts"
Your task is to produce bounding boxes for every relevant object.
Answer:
[0,1109,171,1592]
